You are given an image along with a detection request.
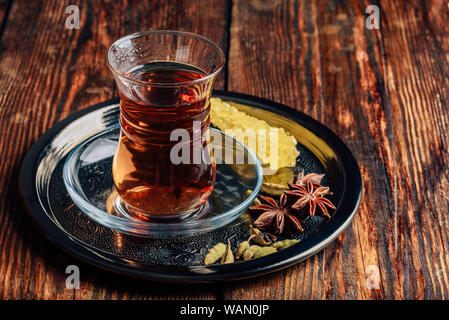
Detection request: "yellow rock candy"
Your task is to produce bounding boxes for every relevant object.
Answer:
[210,97,299,175]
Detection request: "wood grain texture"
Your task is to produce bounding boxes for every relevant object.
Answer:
[223,0,449,299]
[0,0,228,299]
[380,0,449,299]
[1,0,448,300]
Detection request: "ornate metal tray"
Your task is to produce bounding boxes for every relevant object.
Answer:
[19,91,362,282]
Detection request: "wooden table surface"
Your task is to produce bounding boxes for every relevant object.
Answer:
[1,0,448,300]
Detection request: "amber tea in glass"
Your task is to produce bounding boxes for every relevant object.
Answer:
[107,31,224,220]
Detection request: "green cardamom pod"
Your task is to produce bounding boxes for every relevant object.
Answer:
[242,245,262,260]
[235,241,250,259]
[204,242,227,265]
[221,239,234,264]
[253,246,277,258]
[272,239,300,250]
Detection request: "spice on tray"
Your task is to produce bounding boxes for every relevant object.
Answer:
[203,171,334,265]
[285,180,336,218]
[242,245,263,260]
[272,239,300,250]
[248,171,336,236]
[236,237,301,261]
[253,246,277,259]
[204,225,303,264]
[250,194,304,235]
[249,226,277,246]
[204,242,227,265]
[235,240,251,259]
[292,170,326,187]
[221,239,234,264]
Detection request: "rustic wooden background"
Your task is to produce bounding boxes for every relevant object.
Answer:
[0,0,448,300]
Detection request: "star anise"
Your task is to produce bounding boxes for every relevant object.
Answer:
[285,180,336,218]
[249,194,304,235]
[293,170,325,187]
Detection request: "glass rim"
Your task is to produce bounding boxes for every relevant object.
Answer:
[106,30,226,87]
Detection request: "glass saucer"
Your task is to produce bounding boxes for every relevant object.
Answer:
[63,126,263,238]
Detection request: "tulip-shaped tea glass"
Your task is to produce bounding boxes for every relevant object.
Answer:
[107,30,225,221]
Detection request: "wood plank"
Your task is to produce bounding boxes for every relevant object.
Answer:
[0,0,229,299]
[379,0,449,299]
[224,0,449,299]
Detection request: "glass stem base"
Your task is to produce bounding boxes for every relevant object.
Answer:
[113,195,208,223]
